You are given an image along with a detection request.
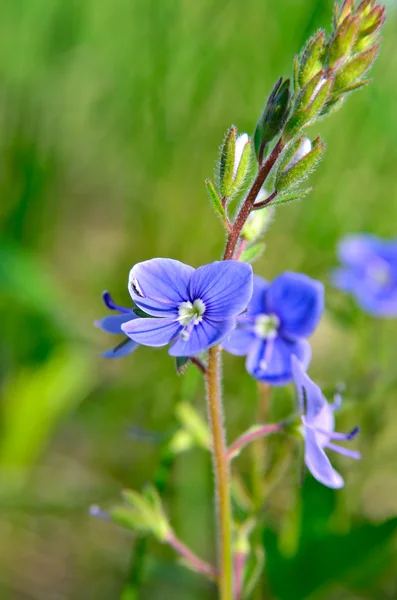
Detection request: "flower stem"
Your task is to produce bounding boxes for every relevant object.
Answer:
[228,423,283,460]
[206,346,234,600]
[165,531,218,581]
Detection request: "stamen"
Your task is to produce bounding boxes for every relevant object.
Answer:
[254,314,280,340]
[259,337,275,372]
[326,442,361,460]
[102,291,131,314]
[313,426,359,441]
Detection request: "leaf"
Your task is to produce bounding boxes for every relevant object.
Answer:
[334,45,379,92]
[273,188,313,206]
[298,30,326,88]
[219,126,236,197]
[240,242,266,264]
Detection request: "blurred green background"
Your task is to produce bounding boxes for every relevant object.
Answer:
[1,0,397,598]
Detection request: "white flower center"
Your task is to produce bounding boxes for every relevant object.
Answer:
[254,313,280,339]
[367,260,392,288]
[178,299,206,327]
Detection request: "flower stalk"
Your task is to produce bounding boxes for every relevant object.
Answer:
[206,346,234,600]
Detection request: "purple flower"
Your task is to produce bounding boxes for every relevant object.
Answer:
[96,291,139,358]
[292,356,361,489]
[222,272,324,385]
[332,234,397,317]
[121,258,253,357]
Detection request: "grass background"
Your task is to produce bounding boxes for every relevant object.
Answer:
[1,0,397,598]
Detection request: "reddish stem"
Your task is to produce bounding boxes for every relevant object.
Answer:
[223,139,284,260]
[165,531,218,581]
[228,423,283,460]
[252,190,278,210]
[234,552,247,600]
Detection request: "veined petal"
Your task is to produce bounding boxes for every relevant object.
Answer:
[292,356,326,420]
[247,275,269,316]
[222,327,256,356]
[188,261,253,320]
[266,272,324,339]
[128,258,194,317]
[122,317,181,347]
[304,428,344,489]
[246,337,311,386]
[96,312,137,334]
[103,339,139,359]
[169,317,236,357]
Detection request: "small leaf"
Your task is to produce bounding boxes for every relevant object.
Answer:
[307,78,334,118]
[240,242,266,264]
[282,110,310,142]
[219,126,236,196]
[328,15,359,68]
[233,140,252,192]
[335,0,355,28]
[176,356,191,375]
[205,179,226,220]
[273,187,313,206]
[110,506,149,533]
[295,70,326,112]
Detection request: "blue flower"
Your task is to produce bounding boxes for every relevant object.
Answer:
[121,258,253,357]
[332,234,397,317]
[96,291,139,358]
[222,272,324,385]
[292,356,360,489]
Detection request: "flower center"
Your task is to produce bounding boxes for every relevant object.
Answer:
[254,313,280,339]
[178,299,206,327]
[367,260,393,288]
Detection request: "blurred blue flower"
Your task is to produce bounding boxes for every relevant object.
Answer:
[96,291,139,358]
[222,272,324,385]
[332,234,397,317]
[292,356,360,489]
[121,258,253,357]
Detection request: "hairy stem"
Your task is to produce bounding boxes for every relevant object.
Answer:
[165,531,218,580]
[206,346,234,600]
[223,139,284,260]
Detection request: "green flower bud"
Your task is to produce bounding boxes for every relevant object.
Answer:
[219,126,236,197]
[298,30,326,88]
[276,137,325,192]
[254,78,291,161]
[334,44,379,92]
[242,200,274,241]
[328,15,360,69]
[334,0,355,28]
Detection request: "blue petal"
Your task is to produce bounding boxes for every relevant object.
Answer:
[103,339,139,359]
[338,234,381,268]
[246,337,311,386]
[188,261,253,321]
[291,356,326,421]
[266,272,324,339]
[304,428,344,489]
[222,327,256,356]
[128,258,194,317]
[169,317,236,357]
[122,317,181,347]
[247,275,269,316]
[331,267,358,292]
[96,312,137,334]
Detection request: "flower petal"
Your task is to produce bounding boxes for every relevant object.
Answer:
[169,317,236,357]
[122,317,181,347]
[247,275,269,316]
[96,312,137,334]
[188,261,253,320]
[128,258,194,317]
[222,327,256,356]
[338,234,381,268]
[103,339,139,359]
[246,337,311,386]
[291,356,326,421]
[266,272,324,339]
[304,428,344,489]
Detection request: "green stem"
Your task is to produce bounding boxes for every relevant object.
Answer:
[206,346,234,600]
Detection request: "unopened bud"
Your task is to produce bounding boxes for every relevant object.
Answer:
[329,15,360,68]
[298,30,326,88]
[242,198,275,241]
[254,78,291,161]
[284,138,312,173]
[276,137,325,192]
[334,44,379,91]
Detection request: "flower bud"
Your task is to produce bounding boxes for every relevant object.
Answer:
[276,137,325,192]
[219,127,251,196]
[328,15,360,68]
[298,30,326,88]
[254,78,291,161]
[242,198,275,241]
[334,44,379,92]
[334,0,355,28]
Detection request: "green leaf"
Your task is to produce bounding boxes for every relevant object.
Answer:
[328,15,359,68]
[273,187,313,206]
[239,242,266,264]
[282,109,310,142]
[175,402,211,450]
[205,178,226,220]
[175,356,191,375]
[219,126,236,196]
[233,139,252,192]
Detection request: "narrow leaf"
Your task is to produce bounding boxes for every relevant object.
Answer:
[205,179,226,220]
[219,126,236,196]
